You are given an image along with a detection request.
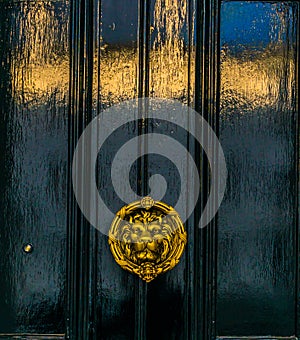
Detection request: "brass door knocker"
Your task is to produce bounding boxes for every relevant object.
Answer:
[108,197,187,282]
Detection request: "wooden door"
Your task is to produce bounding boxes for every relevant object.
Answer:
[0,0,299,339]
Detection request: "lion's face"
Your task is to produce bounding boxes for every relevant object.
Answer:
[119,211,174,265]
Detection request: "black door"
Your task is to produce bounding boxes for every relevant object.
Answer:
[0,0,299,339]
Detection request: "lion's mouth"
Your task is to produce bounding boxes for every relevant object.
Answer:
[122,237,172,265]
[133,246,161,263]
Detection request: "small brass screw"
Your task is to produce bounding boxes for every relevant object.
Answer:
[23,243,33,254]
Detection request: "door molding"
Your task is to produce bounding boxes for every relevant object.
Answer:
[195,0,220,338]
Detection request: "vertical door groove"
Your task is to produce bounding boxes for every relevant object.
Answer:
[295,2,300,337]
[195,0,220,338]
[68,0,94,338]
[135,1,151,339]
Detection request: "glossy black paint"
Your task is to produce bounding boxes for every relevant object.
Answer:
[0,0,299,339]
[0,0,69,335]
[217,2,299,336]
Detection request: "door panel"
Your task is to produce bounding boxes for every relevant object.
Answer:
[0,0,69,334]
[217,1,298,336]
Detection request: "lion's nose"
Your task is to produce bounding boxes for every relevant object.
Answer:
[140,231,152,243]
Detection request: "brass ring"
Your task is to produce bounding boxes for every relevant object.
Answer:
[108,197,187,282]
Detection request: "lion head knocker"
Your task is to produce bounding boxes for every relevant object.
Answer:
[108,197,187,282]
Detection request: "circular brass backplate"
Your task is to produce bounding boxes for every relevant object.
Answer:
[108,197,187,282]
